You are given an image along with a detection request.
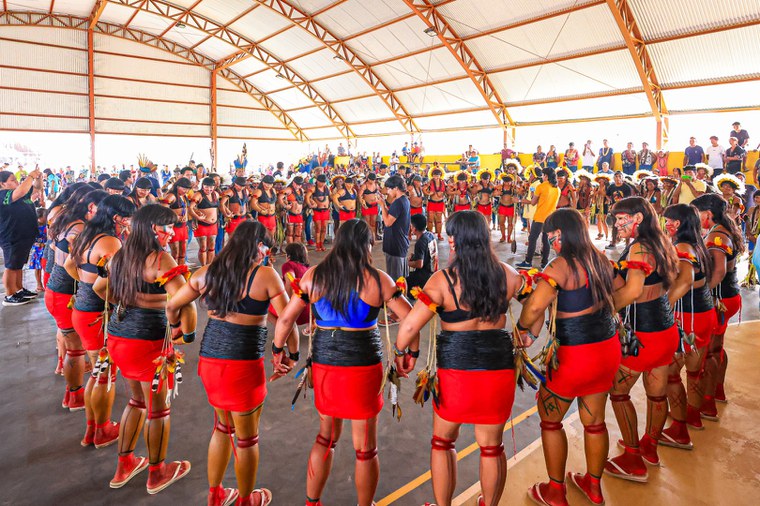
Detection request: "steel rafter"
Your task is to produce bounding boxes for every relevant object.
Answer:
[243,0,420,134]
[0,10,308,141]
[113,0,354,139]
[401,0,514,135]
[606,0,668,147]
[89,0,107,28]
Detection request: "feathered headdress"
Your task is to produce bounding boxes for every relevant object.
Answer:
[713,173,746,195]
[233,143,248,170]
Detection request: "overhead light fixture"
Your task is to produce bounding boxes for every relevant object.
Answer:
[276,73,285,79]
[424,26,437,37]
[333,54,344,60]
[175,21,186,29]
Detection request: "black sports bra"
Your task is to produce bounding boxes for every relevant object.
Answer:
[232,265,270,316]
[139,279,166,295]
[78,234,110,275]
[169,195,187,210]
[439,270,475,323]
[258,189,276,205]
[339,189,356,201]
[710,230,739,262]
[54,223,80,254]
[229,189,248,206]
[619,243,663,285]
[198,194,218,210]
[479,185,494,195]
[555,274,595,313]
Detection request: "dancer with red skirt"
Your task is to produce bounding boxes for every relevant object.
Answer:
[660,204,716,449]
[161,177,192,265]
[167,221,297,506]
[692,194,744,419]
[395,210,521,506]
[605,197,679,482]
[516,208,621,506]
[273,219,413,506]
[65,195,135,448]
[190,177,219,266]
[94,204,195,495]
[46,188,106,412]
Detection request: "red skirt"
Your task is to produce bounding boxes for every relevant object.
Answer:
[498,205,515,217]
[434,369,515,425]
[714,294,741,335]
[312,362,383,420]
[313,210,330,222]
[363,204,379,216]
[43,271,50,288]
[454,204,470,213]
[195,222,217,237]
[198,356,266,412]
[477,204,492,218]
[621,325,680,372]
[287,214,304,224]
[108,336,163,382]
[225,216,246,234]
[339,210,356,221]
[675,310,716,352]
[170,223,188,243]
[428,201,445,213]
[258,214,276,232]
[546,336,621,398]
[410,206,424,216]
[72,309,104,351]
[45,289,73,331]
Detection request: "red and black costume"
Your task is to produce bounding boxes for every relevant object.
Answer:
[224,187,249,235]
[195,192,218,238]
[427,179,446,214]
[361,186,379,216]
[256,188,277,233]
[71,235,110,352]
[311,186,331,222]
[673,250,716,354]
[169,196,189,243]
[475,185,493,219]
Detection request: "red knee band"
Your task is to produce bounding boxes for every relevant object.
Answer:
[316,435,337,449]
[147,408,170,420]
[97,373,117,384]
[540,421,563,431]
[610,393,631,402]
[215,421,235,435]
[668,375,682,384]
[647,395,668,403]
[584,423,607,435]
[431,435,456,451]
[66,350,86,357]
[128,398,146,409]
[237,435,259,448]
[479,444,504,457]
[355,448,378,461]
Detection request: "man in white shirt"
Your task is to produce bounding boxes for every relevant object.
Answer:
[705,135,725,176]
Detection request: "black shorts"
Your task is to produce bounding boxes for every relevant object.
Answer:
[1,236,36,270]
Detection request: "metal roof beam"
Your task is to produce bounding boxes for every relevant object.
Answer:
[89,0,107,28]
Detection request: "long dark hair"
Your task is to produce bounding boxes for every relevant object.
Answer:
[544,208,615,312]
[285,242,309,266]
[663,204,712,281]
[109,204,176,307]
[49,182,87,212]
[611,196,678,289]
[543,166,557,187]
[692,194,745,255]
[445,211,507,322]
[70,195,136,266]
[50,188,107,239]
[204,221,272,318]
[312,219,380,317]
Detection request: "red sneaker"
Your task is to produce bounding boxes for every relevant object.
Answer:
[146,460,191,495]
[604,447,648,483]
[686,405,704,430]
[68,387,85,412]
[638,434,660,466]
[307,240,315,246]
[81,420,95,447]
[238,488,272,506]
[659,420,693,450]
[61,388,70,409]
[700,396,719,421]
[567,472,604,505]
[715,383,727,403]
[208,484,239,506]
[528,481,568,506]
[110,454,149,488]
[94,421,120,449]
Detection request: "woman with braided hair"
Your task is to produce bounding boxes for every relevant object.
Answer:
[167,220,298,506]
[605,197,679,483]
[93,204,195,495]
[273,219,413,506]
[659,204,716,450]
[65,195,136,449]
[691,193,744,419]
[516,208,620,506]
[395,210,521,506]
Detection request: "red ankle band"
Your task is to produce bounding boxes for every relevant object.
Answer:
[610,393,631,402]
[548,479,565,490]
[431,435,456,451]
[66,350,87,357]
[237,435,259,448]
[584,423,606,434]
[147,408,170,420]
[540,421,563,431]
[149,463,163,472]
[118,453,134,464]
[647,394,667,403]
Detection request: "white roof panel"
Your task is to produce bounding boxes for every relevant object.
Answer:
[396,79,486,115]
[351,120,407,136]
[95,53,208,87]
[302,126,346,140]
[346,16,435,64]
[5,0,48,13]
[161,23,209,47]
[288,48,352,81]
[509,93,651,123]
[316,0,411,39]
[0,25,86,48]
[630,0,760,41]
[228,57,269,77]
[194,37,239,62]
[268,87,319,111]
[49,0,94,17]
[373,47,466,89]
[228,6,293,42]
[95,96,209,124]
[0,38,87,74]
[217,126,295,140]
[98,2,137,26]
[663,81,760,112]
[246,69,290,94]
[94,33,189,64]
[648,24,760,86]
[216,89,266,109]
[217,106,288,129]
[0,114,88,132]
[284,0,338,15]
[414,110,499,130]
[193,0,252,25]
[95,119,209,137]
[3,67,87,94]
[332,96,396,122]
[312,72,376,102]
[286,107,335,129]
[129,10,176,36]
[0,89,87,117]
[259,26,324,61]
[95,76,209,104]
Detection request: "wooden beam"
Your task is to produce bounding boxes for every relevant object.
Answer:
[89,0,107,28]
[210,70,218,169]
[87,27,95,174]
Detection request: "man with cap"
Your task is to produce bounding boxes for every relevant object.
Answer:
[359,172,381,239]
[220,176,250,236]
[424,167,446,240]
[252,175,278,235]
[104,177,126,195]
[280,176,305,244]
[729,121,750,148]
[306,174,331,251]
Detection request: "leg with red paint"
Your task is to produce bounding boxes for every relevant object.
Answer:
[529,386,571,506]
[197,236,207,266]
[110,380,149,488]
[232,406,267,505]
[639,367,669,466]
[567,393,608,505]
[716,348,728,403]
[475,424,508,506]
[305,414,343,506]
[605,366,647,482]
[63,330,86,412]
[661,355,692,449]
[700,333,724,421]
[142,381,191,494]
[430,414,460,506]
[207,409,239,506]
[55,329,65,375]
[351,417,379,506]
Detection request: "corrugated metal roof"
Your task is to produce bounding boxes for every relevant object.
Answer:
[6,0,49,14]
[216,89,265,109]
[194,37,238,62]
[509,93,652,123]
[663,81,760,112]
[288,48,352,81]
[94,33,188,64]
[267,87,318,110]
[217,126,295,140]
[311,72,376,101]
[95,77,209,105]
[96,96,209,124]
[194,0,252,26]
[217,106,288,129]
[372,47,466,89]
[287,107,336,129]
[95,52,208,87]
[396,79,487,115]
[161,22,209,48]
[129,10,176,37]
[259,26,324,61]
[2,67,85,94]
[302,126,347,140]
[332,96,397,122]
[0,114,88,132]
[0,38,87,74]
[414,110,499,130]
[316,0,412,39]
[351,120,408,136]
[0,25,86,48]
[630,0,760,41]
[1,88,87,117]
[228,6,293,43]
[98,2,138,27]
[648,24,760,86]
[228,57,269,78]
[347,15,434,64]
[246,69,291,94]
[95,119,209,137]
[289,0,341,14]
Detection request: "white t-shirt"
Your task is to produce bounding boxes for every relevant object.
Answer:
[582,150,596,167]
[706,145,724,169]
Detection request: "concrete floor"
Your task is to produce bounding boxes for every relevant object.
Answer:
[1,227,757,505]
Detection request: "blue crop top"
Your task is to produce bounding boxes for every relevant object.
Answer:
[313,291,380,328]
[555,271,594,313]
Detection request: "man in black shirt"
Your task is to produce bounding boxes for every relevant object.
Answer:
[0,168,43,306]
[724,137,746,175]
[729,121,750,148]
[605,171,633,250]
[380,175,410,281]
[407,214,438,297]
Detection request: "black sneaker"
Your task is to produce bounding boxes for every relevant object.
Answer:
[605,243,616,250]
[515,261,533,269]
[19,288,38,299]
[3,292,32,306]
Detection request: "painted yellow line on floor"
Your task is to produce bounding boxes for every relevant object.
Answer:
[376,405,539,506]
